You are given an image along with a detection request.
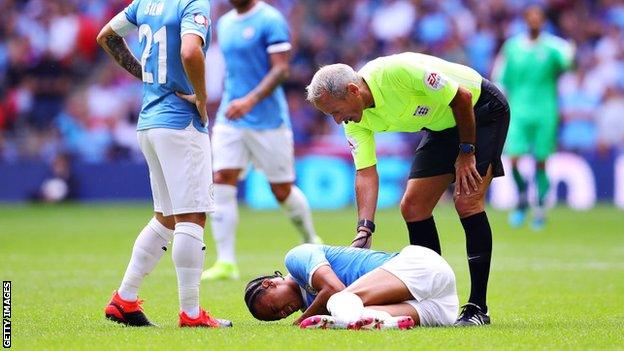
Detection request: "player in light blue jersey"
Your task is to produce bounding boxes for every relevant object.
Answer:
[97,0,231,328]
[244,244,459,328]
[202,0,321,282]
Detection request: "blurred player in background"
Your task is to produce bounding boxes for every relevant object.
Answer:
[244,244,458,329]
[97,0,230,328]
[306,52,510,326]
[201,0,322,282]
[494,5,575,230]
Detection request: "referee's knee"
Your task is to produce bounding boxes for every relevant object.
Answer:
[400,199,433,221]
[453,195,485,218]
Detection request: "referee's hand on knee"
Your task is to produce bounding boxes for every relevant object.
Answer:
[454,154,482,196]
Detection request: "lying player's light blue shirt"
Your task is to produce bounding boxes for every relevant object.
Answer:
[110,0,211,133]
[216,1,291,129]
[285,244,398,308]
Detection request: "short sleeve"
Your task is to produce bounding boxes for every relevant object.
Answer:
[344,124,376,170]
[264,12,291,54]
[284,244,329,289]
[387,61,459,107]
[110,0,140,37]
[180,0,212,47]
[411,67,459,106]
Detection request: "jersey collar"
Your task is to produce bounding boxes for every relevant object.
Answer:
[521,32,544,46]
[233,1,264,21]
[361,73,384,111]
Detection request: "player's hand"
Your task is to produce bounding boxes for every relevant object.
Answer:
[175,92,208,126]
[350,230,372,249]
[293,316,304,326]
[225,95,258,120]
[454,153,482,196]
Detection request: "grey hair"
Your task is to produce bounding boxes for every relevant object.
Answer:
[305,64,359,104]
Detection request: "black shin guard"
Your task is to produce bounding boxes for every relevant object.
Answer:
[460,211,492,311]
[406,216,441,255]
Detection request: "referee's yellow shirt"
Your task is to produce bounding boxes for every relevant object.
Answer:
[346,52,483,170]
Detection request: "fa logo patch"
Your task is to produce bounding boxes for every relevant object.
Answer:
[413,105,430,116]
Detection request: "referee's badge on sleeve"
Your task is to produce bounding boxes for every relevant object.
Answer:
[424,72,444,91]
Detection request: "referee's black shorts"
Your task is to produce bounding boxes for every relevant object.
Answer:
[409,79,510,180]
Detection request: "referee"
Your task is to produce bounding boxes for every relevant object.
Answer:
[305,52,510,326]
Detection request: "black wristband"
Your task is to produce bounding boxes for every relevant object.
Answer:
[357,219,376,233]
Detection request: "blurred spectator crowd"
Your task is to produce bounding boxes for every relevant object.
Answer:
[1,0,624,164]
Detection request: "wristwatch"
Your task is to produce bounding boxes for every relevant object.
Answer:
[459,142,476,154]
[357,219,376,233]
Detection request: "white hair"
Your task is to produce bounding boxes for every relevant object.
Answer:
[305,64,359,103]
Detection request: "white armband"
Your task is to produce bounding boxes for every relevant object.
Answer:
[267,42,292,54]
[110,12,137,37]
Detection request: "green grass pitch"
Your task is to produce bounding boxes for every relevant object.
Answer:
[1,203,623,350]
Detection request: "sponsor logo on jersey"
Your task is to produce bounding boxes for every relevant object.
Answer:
[424,72,443,90]
[194,14,209,29]
[413,105,430,117]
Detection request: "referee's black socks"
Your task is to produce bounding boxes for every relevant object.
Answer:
[406,216,441,255]
[461,211,492,312]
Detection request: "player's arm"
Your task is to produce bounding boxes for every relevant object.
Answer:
[450,86,482,196]
[346,127,378,249]
[225,50,290,119]
[294,265,346,325]
[353,166,379,247]
[96,19,142,80]
[178,34,208,125]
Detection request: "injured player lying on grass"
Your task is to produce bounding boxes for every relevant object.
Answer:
[244,244,459,329]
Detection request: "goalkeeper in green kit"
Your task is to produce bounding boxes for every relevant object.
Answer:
[494,5,574,230]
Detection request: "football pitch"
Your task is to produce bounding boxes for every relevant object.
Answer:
[1,203,623,350]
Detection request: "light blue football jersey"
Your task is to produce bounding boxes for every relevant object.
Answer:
[216,1,290,129]
[113,0,211,132]
[284,244,398,308]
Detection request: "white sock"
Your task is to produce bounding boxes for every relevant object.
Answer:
[280,186,319,243]
[361,308,392,321]
[118,218,173,301]
[327,292,364,324]
[210,184,238,264]
[172,222,205,319]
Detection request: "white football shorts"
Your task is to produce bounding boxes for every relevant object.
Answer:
[211,123,295,183]
[137,123,214,216]
[380,245,459,326]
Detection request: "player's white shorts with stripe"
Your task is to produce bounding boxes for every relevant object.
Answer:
[137,123,214,216]
[380,245,459,326]
[211,123,295,183]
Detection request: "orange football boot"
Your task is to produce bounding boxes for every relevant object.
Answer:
[179,308,232,328]
[104,291,156,327]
